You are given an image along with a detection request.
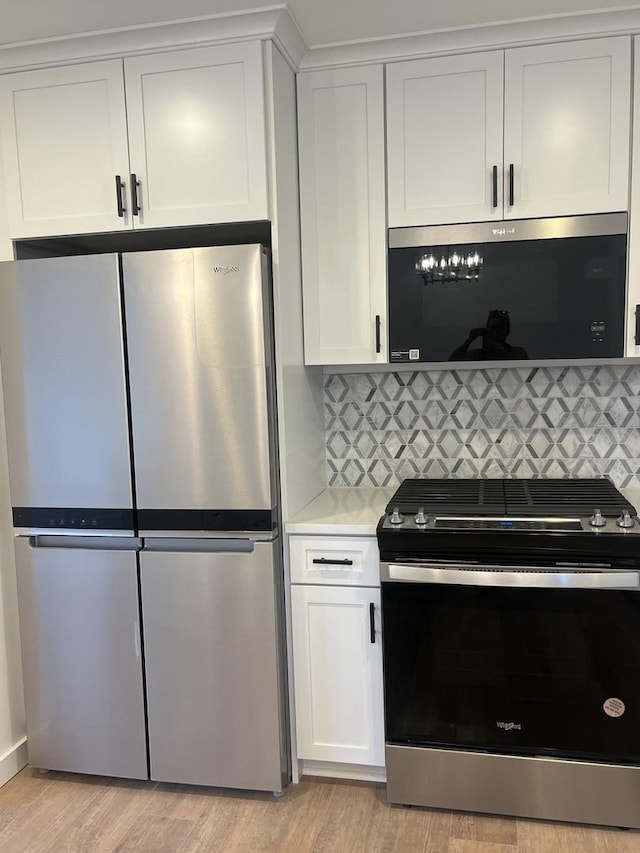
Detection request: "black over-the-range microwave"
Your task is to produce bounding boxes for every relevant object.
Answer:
[387,213,628,363]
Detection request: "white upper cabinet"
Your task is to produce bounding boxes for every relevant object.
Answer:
[386,52,504,227]
[0,43,268,238]
[0,61,131,238]
[387,37,631,227]
[504,38,631,220]
[124,42,268,229]
[298,65,386,365]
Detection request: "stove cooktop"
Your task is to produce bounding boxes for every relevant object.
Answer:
[384,477,636,519]
[378,478,640,565]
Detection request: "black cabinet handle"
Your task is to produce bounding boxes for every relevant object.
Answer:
[369,602,376,644]
[508,163,514,207]
[375,315,381,354]
[491,165,498,209]
[312,557,353,566]
[130,173,141,216]
[635,305,640,345]
[115,175,125,217]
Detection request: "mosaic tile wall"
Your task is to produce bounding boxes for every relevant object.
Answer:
[325,365,640,488]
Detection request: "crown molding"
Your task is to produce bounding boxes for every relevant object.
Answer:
[0,5,306,73]
[299,7,640,70]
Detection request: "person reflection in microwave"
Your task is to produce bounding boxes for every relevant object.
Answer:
[448,309,529,361]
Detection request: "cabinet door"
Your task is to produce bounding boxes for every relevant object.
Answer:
[291,584,384,765]
[504,37,631,219]
[0,61,131,238]
[386,52,504,227]
[124,42,268,229]
[298,66,386,365]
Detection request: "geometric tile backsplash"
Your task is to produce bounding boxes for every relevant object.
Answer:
[325,365,640,488]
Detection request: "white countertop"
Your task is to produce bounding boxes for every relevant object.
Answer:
[285,487,394,536]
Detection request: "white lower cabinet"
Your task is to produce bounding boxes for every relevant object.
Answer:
[291,583,384,766]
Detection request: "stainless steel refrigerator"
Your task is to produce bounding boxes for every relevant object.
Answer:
[0,245,288,793]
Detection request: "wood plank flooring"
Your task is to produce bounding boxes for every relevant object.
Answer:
[0,768,639,852]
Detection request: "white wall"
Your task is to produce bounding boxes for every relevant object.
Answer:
[0,146,27,785]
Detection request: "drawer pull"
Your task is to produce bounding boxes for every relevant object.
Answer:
[312,557,354,566]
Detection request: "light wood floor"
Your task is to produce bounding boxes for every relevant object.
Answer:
[1,768,640,852]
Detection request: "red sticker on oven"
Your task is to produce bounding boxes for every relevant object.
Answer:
[603,698,625,718]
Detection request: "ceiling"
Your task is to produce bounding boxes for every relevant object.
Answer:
[2,0,640,49]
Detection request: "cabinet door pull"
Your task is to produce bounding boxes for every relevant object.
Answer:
[369,602,376,644]
[375,315,382,354]
[312,557,353,566]
[508,163,515,207]
[635,305,640,346]
[115,175,126,217]
[130,173,141,216]
[491,165,498,209]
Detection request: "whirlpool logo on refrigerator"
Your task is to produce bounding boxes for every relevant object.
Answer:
[213,265,239,275]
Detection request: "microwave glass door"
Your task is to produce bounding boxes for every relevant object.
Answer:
[382,581,640,764]
[388,233,626,363]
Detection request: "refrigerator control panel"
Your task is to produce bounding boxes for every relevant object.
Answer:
[12,507,135,532]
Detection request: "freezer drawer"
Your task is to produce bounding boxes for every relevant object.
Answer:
[140,539,287,791]
[15,536,147,779]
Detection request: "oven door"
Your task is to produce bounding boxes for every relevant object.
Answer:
[381,562,640,764]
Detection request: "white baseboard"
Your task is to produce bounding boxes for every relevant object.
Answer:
[0,738,27,788]
[301,759,386,783]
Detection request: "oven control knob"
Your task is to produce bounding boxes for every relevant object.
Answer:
[617,510,635,529]
[415,507,428,526]
[389,507,404,525]
[589,509,606,528]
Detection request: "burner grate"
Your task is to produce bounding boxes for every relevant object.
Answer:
[504,478,635,518]
[385,477,636,519]
[385,478,505,516]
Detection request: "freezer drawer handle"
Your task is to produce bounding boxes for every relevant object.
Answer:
[312,557,353,566]
[369,602,376,644]
[115,175,126,217]
[130,173,141,216]
[28,535,142,551]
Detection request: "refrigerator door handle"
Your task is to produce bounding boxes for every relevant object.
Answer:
[134,621,141,659]
[143,537,256,554]
[29,535,142,551]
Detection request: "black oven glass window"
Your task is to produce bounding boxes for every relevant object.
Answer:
[387,234,626,362]
[382,583,640,763]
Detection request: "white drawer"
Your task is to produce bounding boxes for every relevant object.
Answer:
[289,535,379,586]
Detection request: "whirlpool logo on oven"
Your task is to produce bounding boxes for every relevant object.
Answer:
[496,721,522,731]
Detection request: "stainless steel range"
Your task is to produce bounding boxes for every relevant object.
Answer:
[378,478,640,828]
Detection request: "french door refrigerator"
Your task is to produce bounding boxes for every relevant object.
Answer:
[0,245,288,793]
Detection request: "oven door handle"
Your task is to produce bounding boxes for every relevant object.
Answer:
[381,563,640,589]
